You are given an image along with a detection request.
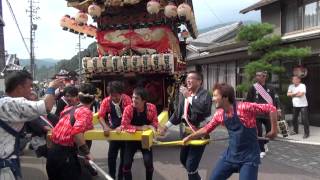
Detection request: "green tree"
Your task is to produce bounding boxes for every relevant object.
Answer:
[56,42,98,72]
[236,23,311,93]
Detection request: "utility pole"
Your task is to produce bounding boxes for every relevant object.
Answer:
[78,34,81,77]
[0,0,5,73]
[27,0,39,78]
[76,34,85,80]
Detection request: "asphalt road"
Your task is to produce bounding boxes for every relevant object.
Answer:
[20,128,320,180]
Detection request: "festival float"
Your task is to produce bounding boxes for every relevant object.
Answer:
[60,0,206,148]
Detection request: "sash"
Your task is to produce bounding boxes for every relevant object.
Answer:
[183,98,197,133]
[253,83,273,105]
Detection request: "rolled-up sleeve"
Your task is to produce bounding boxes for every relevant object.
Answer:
[147,103,159,129]
[8,98,47,122]
[121,105,137,133]
[98,97,110,119]
[249,102,277,114]
[203,110,224,134]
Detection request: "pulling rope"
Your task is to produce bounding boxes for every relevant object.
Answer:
[78,155,114,180]
[153,136,320,147]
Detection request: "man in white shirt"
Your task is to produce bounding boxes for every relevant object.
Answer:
[287,75,309,139]
[0,70,61,180]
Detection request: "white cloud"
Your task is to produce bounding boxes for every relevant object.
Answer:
[3,0,260,60]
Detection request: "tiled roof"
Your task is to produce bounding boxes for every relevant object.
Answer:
[0,16,5,26]
[187,22,242,49]
[240,0,279,14]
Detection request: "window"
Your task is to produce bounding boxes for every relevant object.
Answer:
[283,0,320,33]
[201,62,236,91]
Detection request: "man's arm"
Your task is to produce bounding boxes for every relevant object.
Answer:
[121,106,140,133]
[287,85,297,97]
[295,85,306,97]
[98,98,111,136]
[182,127,207,144]
[267,110,278,139]
[249,102,278,138]
[149,104,159,130]
[183,110,223,143]
[74,133,92,160]
[44,79,63,113]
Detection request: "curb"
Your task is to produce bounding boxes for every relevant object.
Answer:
[275,136,320,146]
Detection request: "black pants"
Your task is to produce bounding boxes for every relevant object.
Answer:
[108,141,125,180]
[292,107,309,135]
[46,145,81,180]
[256,117,271,152]
[180,145,206,180]
[123,141,154,180]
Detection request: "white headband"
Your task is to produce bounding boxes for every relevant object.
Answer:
[79,92,95,98]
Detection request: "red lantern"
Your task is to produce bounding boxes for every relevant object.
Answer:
[164,2,177,18]
[293,66,308,78]
[88,4,102,18]
[75,11,88,26]
[147,0,160,14]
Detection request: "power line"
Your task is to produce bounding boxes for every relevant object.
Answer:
[5,0,30,55]
[204,0,223,24]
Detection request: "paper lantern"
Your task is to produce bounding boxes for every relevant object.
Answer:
[60,15,70,30]
[86,58,94,73]
[164,2,177,18]
[177,3,192,21]
[123,0,131,4]
[96,57,104,72]
[293,66,308,78]
[121,55,132,72]
[102,55,113,72]
[110,0,122,6]
[147,0,160,15]
[163,53,174,71]
[75,11,88,26]
[151,54,160,71]
[92,57,99,72]
[101,56,108,71]
[123,0,140,5]
[111,56,122,72]
[88,4,102,18]
[82,57,90,70]
[141,54,151,71]
[130,0,141,5]
[131,55,142,72]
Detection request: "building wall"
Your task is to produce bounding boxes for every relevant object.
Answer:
[261,2,282,35]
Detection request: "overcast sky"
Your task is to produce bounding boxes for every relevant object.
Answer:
[2,0,260,60]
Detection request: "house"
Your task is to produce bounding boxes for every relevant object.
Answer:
[241,0,320,126]
[186,0,320,126]
[186,22,248,93]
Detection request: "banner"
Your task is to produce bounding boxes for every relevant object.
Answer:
[96,26,179,56]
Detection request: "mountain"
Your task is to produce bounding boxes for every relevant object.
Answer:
[19,58,59,68]
[198,20,259,34]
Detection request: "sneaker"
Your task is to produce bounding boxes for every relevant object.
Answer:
[264,144,269,153]
[290,131,297,135]
[260,152,266,159]
[303,134,309,139]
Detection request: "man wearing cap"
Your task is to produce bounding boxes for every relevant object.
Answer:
[246,70,281,159]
